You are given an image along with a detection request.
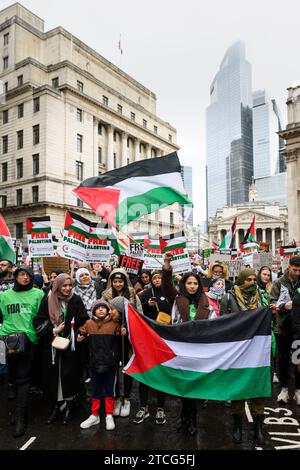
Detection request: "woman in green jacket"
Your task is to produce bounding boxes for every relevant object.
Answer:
[0,265,44,438]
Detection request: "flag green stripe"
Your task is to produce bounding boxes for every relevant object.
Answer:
[29,227,51,234]
[0,237,15,264]
[162,242,186,252]
[130,364,271,401]
[116,187,192,228]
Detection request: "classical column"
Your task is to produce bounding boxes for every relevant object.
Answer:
[218,230,222,244]
[93,118,98,176]
[106,125,114,171]
[134,138,140,161]
[121,132,127,167]
[271,228,276,254]
[262,228,266,243]
[281,228,284,245]
[146,143,151,159]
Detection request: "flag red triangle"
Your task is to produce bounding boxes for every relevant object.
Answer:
[144,238,151,249]
[0,213,11,237]
[125,305,176,375]
[64,211,74,229]
[159,238,168,253]
[26,218,34,234]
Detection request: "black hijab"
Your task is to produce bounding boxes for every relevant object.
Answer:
[13,265,34,292]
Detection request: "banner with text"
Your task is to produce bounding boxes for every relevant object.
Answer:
[160,232,191,274]
[60,211,112,262]
[26,216,54,258]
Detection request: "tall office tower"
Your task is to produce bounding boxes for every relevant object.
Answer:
[206,41,253,218]
[253,90,285,177]
[252,90,287,205]
[180,165,193,226]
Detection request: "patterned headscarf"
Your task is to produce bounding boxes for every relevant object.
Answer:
[48,273,73,325]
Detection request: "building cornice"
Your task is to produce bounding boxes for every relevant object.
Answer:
[11,58,177,133]
[0,15,156,99]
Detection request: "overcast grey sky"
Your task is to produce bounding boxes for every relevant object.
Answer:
[4,0,300,224]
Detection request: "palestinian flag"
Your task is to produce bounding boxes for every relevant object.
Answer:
[241,242,259,253]
[116,236,129,255]
[26,216,52,235]
[73,152,193,229]
[243,216,256,244]
[259,242,270,252]
[124,304,272,400]
[160,231,186,255]
[279,245,299,256]
[64,210,91,238]
[0,214,15,264]
[144,238,161,255]
[219,216,237,250]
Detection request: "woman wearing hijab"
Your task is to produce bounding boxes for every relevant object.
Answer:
[162,252,209,436]
[34,273,89,425]
[134,270,152,295]
[0,265,44,437]
[220,268,265,445]
[134,272,171,425]
[101,268,142,418]
[73,268,103,318]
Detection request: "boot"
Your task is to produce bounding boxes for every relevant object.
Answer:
[47,402,62,425]
[63,402,73,425]
[232,414,243,443]
[253,415,265,445]
[12,410,27,438]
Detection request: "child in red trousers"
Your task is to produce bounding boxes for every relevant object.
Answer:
[78,299,126,430]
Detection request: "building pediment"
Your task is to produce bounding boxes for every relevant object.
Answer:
[218,209,284,225]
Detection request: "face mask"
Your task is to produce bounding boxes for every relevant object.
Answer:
[241,282,257,295]
[209,286,225,298]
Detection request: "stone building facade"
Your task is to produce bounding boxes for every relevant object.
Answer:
[208,202,288,254]
[279,85,300,244]
[0,3,181,243]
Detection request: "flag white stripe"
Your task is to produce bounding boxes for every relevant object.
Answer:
[105,172,188,202]
[163,336,271,373]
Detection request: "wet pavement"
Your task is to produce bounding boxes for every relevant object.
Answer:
[1,375,300,451]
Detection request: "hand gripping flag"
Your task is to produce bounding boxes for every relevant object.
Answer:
[73,152,192,229]
[124,304,272,401]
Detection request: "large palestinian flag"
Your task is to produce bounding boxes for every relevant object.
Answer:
[73,152,192,229]
[124,304,272,400]
[0,213,15,264]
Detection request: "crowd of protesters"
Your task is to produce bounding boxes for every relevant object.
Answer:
[1,254,300,447]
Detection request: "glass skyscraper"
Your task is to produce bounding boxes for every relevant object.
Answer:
[206,41,253,218]
[253,90,285,177]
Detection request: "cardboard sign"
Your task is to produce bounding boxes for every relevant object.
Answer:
[26,216,54,258]
[118,255,144,276]
[42,257,70,276]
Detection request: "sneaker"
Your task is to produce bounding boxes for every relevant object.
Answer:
[113,398,122,417]
[155,408,166,425]
[80,414,100,429]
[294,389,300,406]
[273,373,279,384]
[133,407,150,424]
[105,414,115,431]
[277,387,289,403]
[120,399,131,417]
